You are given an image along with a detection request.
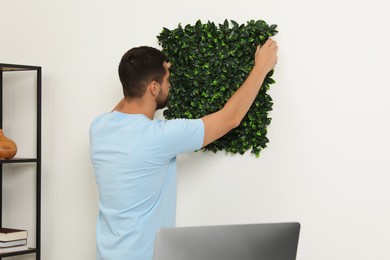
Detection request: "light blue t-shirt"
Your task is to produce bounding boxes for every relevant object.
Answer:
[89,111,204,260]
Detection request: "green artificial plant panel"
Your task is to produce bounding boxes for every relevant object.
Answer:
[157,19,278,157]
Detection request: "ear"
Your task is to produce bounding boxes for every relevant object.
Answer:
[148,81,160,97]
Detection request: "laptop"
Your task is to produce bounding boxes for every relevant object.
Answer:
[153,222,300,260]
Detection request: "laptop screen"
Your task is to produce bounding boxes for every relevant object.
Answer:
[153,222,300,260]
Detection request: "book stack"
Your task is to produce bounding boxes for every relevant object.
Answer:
[0,228,29,253]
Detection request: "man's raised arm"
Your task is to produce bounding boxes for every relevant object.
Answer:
[201,38,278,147]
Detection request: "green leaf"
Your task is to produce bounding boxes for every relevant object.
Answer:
[157,19,278,157]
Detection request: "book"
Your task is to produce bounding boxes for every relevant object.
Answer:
[0,244,29,253]
[0,239,27,247]
[0,228,28,242]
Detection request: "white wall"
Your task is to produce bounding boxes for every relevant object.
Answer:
[1,0,389,259]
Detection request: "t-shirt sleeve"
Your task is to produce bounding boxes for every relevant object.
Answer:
[160,118,204,156]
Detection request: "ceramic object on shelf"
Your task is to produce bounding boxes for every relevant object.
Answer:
[0,129,17,159]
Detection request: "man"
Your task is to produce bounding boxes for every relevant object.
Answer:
[90,38,278,260]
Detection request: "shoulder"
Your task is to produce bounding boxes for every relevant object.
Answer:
[156,118,204,131]
[90,113,111,130]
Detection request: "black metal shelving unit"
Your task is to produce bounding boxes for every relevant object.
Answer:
[0,63,41,259]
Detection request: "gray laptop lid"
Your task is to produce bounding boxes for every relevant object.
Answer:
[153,222,300,260]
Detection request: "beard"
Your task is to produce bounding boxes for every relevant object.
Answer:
[156,90,169,110]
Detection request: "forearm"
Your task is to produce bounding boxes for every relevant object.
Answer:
[200,67,267,147]
[222,67,267,126]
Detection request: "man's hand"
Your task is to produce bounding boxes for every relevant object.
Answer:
[253,38,278,75]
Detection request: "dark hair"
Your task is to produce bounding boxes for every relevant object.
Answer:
[118,46,168,98]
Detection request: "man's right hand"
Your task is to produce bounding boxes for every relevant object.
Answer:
[253,38,278,76]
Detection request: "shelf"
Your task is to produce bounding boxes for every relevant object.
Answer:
[0,158,38,164]
[0,248,37,257]
[1,62,41,259]
[0,63,41,72]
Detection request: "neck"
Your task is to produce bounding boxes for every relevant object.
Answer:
[116,98,156,120]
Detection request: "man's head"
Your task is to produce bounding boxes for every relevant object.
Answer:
[118,46,170,109]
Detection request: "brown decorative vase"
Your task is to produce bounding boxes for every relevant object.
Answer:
[0,129,17,159]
